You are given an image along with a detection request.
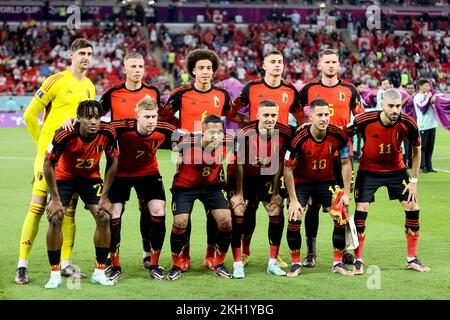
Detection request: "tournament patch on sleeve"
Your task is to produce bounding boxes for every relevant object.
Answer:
[36,89,45,99]
[284,150,291,160]
[46,142,54,154]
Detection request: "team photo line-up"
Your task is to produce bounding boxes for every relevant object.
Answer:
[15,37,431,288]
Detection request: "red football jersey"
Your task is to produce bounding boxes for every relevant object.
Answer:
[46,123,119,180]
[100,83,160,120]
[300,79,364,128]
[233,78,301,126]
[163,84,231,132]
[237,120,292,177]
[112,119,176,177]
[172,134,234,188]
[346,111,421,172]
[284,125,349,183]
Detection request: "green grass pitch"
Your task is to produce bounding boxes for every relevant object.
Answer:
[0,126,449,300]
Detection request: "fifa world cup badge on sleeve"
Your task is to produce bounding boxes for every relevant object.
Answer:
[36,89,45,99]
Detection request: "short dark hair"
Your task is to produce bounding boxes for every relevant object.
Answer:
[203,114,223,126]
[353,81,363,87]
[417,79,429,88]
[310,99,329,110]
[70,38,93,52]
[77,100,102,118]
[319,49,339,59]
[380,77,390,84]
[258,99,279,108]
[185,49,220,78]
[406,82,415,88]
[263,49,283,60]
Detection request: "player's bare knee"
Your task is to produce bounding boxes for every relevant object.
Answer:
[96,210,111,227]
[150,206,165,217]
[356,202,369,212]
[233,207,245,216]
[48,212,64,228]
[31,194,47,205]
[218,217,232,230]
[268,207,281,216]
[173,216,188,229]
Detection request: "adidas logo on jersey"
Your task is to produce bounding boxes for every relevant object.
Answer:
[372,134,380,138]
[66,89,72,94]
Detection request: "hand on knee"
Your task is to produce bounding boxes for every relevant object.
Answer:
[96,210,111,227]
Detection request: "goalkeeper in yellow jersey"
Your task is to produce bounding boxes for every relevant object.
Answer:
[15,38,96,284]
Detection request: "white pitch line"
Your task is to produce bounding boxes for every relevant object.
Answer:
[436,168,450,174]
[0,156,34,160]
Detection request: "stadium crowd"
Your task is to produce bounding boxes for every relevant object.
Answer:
[0,5,448,96]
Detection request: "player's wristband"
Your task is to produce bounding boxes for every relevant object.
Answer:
[410,177,418,184]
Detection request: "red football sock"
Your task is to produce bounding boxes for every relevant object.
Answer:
[354,233,365,260]
[290,249,301,264]
[232,247,241,263]
[269,244,279,260]
[406,230,419,258]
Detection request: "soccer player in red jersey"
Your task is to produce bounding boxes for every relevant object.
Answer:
[43,101,119,288]
[100,52,160,121]
[162,49,245,272]
[107,96,177,282]
[346,88,431,274]
[163,49,245,132]
[100,52,162,273]
[65,52,162,272]
[284,99,353,277]
[299,49,364,267]
[233,49,302,268]
[230,100,293,278]
[233,49,303,126]
[167,115,234,281]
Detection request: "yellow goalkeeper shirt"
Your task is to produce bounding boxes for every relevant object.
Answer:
[24,69,96,156]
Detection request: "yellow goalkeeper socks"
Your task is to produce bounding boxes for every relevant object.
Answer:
[19,202,45,262]
[61,208,76,263]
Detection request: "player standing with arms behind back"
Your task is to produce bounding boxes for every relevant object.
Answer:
[15,38,95,284]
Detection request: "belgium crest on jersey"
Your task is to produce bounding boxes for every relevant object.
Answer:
[213,95,220,108]
[339,91,346,101]
[282,92,288,103]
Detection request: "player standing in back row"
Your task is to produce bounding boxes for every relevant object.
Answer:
[162,49,245,272]
[15,38,96,284]
[108,96,176,282]
[232,49,303,268]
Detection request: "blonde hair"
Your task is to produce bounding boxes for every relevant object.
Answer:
[137,95,158,112]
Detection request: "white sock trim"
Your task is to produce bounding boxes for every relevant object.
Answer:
[61,260,71,269]
[18,259,28,269]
